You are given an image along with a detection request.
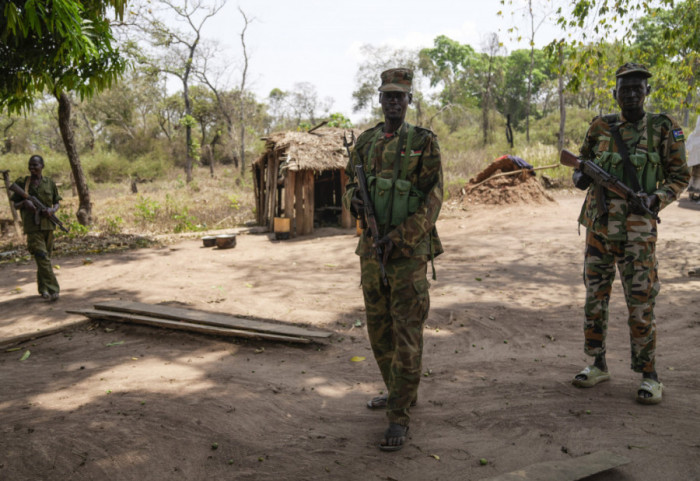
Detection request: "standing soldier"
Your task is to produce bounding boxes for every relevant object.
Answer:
[571,63,690,404]
[343,68,443,450]
[12,155,62,301]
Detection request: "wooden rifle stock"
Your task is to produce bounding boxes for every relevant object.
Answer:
[559,149,660,222]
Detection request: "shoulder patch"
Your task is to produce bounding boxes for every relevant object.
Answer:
[672,128,685,142]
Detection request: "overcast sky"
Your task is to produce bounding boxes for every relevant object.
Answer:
[192,0,565,123]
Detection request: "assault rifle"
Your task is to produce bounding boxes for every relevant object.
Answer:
[559,149,660,222]
[344,131,388,286]
[8,183,69,232]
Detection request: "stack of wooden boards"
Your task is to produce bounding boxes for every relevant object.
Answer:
[68,300,332,344]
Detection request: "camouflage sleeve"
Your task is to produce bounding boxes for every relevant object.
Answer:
[387,132,443,252]
[655,115,690,210]
[579,117,603,161]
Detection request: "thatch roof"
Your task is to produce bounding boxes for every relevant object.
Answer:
[254,127,360,172]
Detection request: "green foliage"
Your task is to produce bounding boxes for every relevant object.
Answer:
[0,0,128,114]
[101,215,124,234]
[228,194,241,211]
[164,194,204,233]
[55,211,90,239]
[327,112,353,128]
[133,195,161,222]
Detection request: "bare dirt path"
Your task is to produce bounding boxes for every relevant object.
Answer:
[1,190,699,480]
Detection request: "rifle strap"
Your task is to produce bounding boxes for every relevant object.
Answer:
[610,123,643,193]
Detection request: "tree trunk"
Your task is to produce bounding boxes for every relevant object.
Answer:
[57,91,92,226]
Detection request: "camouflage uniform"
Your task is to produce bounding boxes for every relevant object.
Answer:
[343,118,443,427]
[577,106,689,373]
[12,176,62,296]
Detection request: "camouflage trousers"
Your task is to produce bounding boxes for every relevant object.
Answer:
[583,230,659,373]
[26,230,60,296]
[360,256,430,427]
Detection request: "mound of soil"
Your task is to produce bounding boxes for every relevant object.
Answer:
[462,171,555,206]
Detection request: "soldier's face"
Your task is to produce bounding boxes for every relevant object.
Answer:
[28,159,43,177]
[380,91,411,122]
[614,76,649,114]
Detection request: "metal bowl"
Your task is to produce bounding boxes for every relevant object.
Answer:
[202,236,216,247]
[215,234,236,249]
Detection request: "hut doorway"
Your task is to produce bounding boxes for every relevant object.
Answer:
[313,170,345,227]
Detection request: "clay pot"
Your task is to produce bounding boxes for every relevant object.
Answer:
[215,234,236,249]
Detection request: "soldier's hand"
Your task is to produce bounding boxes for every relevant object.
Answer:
[629,193,659,216]
[375,236,393,265]
[22,200,37,212]
[572,169,593,190]
[350,189,364,216]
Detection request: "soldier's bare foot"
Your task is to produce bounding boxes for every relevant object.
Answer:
[379,423,408,452]
[40,291,50,300]
[50,292,59,302]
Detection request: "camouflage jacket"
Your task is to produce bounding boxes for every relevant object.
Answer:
[578,112,690,242]
[11,175,62,234]
[342,121,443,259]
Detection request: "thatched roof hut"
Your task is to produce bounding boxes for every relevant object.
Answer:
[252,126,359,237]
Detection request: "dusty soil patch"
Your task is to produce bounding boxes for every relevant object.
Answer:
[1,191,699,480]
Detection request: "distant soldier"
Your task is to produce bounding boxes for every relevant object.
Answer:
[11,155,62,301]
[343,68,443,450]
[571,63,690,404]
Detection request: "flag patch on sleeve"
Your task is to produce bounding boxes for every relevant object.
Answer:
[672,128,685,141]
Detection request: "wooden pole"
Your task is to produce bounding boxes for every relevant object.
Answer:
[1,170,23,238]
[339,169,352,228]
[294,170,304,237]
[308,170,315,233]
[285,170,295,232]
[467,163,561,190]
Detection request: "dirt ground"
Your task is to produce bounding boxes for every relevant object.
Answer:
[1,190,699,481]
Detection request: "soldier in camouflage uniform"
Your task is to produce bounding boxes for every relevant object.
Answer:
[571,63,689,404]
[342,68,443,450]
[11,155,62,301]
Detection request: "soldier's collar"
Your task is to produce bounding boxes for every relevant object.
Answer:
[618,111,646,126]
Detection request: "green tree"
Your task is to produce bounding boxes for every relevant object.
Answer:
[125,0,226,183]
[1,0,128,225]
[630,0,700,124]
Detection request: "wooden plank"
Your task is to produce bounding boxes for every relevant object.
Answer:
[68,309,311,343]
[92,300,332,339]
[0,319,90,348]
[485,450,629,481]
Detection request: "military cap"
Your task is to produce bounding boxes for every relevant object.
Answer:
[615,62,652,79]
[378,68,413,92]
